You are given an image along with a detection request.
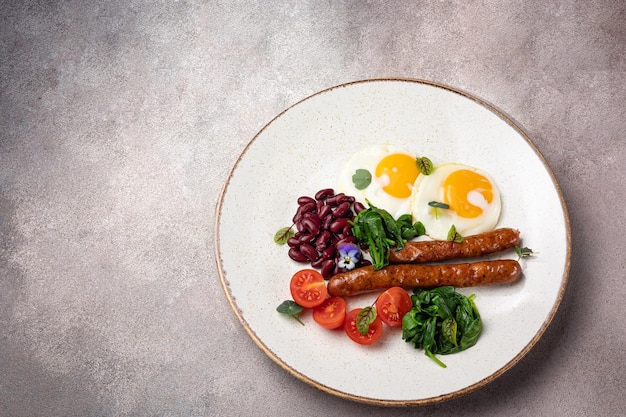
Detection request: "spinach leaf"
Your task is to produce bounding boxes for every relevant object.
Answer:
[402,286,482,367]
[349,201,426,270]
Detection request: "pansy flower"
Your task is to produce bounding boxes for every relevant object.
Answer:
[337,243,361,271]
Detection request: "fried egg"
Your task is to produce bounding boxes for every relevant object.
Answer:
[337,144,420,218]
[410,162,501,240]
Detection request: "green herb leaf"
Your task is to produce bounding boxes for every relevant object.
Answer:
[515,246,537,260]
[416,156,434,175]
[276,300,304,325]
[447,225,464,243]
[352,169,372,190]
[274,226,294,245]
[356,306,377,335]
[428,201,450,209]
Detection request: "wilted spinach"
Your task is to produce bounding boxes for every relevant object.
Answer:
[350,201,425,270]
[401,286,482,368]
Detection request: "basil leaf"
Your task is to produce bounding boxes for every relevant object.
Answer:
[274,226,294,245]
[352,169,372,190]
[276,300,304,325]
[356,306,377,335]
[416,156,434,175]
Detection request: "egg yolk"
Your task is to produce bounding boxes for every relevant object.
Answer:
[375,153,419,199]
[443,169,493,218]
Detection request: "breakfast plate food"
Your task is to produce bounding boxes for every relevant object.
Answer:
[215,79,570,405]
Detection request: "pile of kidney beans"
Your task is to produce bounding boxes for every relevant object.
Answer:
[286,188,371,279]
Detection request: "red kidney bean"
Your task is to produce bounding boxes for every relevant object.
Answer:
[336,236,357,246]
[297,196,316,206]
[315,188,334,201]
[342,225,352,236]
[293,201,314,222]
[331,202,351,218]
[353,201,366,213]
[321,259,336,279]
[288,247,308,263]
[325,194,340,206]
[294,202,317,223]
[335,194,354,204]
[298,233,315,243]
[322,245,336,259]
[322,214,333,231]
[302,211,321,224]
[299,243,318,261]
[329,218,349,234]
[317,204,332,219]
[310,257,325,268]
[287,237,300,248]
[315,230,331,252]
[301,218,320,237]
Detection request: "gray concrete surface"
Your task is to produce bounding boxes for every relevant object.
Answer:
[1,1,625,416]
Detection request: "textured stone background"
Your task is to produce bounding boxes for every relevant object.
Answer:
[1,1,625,416]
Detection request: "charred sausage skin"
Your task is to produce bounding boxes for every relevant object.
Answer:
[327,260,522,297]
[388,228,521,264]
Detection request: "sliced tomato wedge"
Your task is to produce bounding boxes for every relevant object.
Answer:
[375,286,413,327]
[313,297,346,329]
[289,269,327,308]
[344,308,384,345]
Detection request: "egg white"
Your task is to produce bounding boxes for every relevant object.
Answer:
[410,162,501,240]
[336,144,417,219]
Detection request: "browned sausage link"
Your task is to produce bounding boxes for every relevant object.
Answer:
[388,228,521,264]
[327,260,522,297]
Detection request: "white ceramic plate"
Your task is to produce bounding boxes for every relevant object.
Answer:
[215,79,571,406]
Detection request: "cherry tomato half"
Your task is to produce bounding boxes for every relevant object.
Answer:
[289,269,327,308]
[344,308,384,345]
[375,286,413,327]
[313,297,347,329]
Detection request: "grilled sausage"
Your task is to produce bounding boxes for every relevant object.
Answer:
[388,228,520,264]
[327,260,522,297]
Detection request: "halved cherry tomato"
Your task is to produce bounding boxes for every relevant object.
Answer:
[289,269,327,308]
[375,286,413,327]
[313,297,347,329]
[344,308,384,345]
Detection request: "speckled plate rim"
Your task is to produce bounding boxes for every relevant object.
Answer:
[214,78,571,406]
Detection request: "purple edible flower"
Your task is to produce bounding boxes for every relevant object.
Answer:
[337,243,361,271]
